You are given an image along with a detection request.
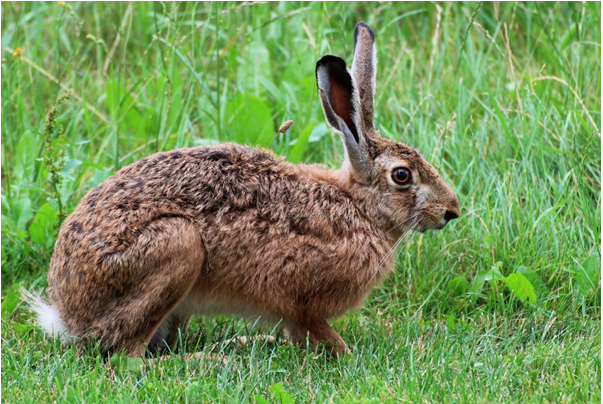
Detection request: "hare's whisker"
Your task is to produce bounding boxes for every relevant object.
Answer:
[386,215,417,234]
[368,214,420,285]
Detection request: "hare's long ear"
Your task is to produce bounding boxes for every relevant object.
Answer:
[351,22,377,132]
[316,55,372,176]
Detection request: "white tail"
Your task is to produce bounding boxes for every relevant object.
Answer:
[21,288,72,342]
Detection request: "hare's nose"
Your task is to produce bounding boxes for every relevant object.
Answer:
[444,210,459,222]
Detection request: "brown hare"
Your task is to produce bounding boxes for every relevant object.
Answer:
[26,22,459,358]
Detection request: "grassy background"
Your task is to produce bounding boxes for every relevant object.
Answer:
[1,2,601,403]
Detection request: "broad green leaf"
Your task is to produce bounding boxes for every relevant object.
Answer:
[307,123,329,143]
[484,264,504,282]
[12,131,37,184]
[575,254,601,296]
[29,203,59,247]
[2,283,22,318]
[448,276,469,296]
[1,193,10,215]
[288,122,314,163]
[501,273,536,303]
[12,198,33,235]
[14,323,34,338]
[254,396,269,404]
[224,94,274,147]
[258,75,282,99]
[516,266,548,300]
[88,167,113,189]
[514,353,527,365]
[1,214,17,233]
[522,355,534,365]
[446,313,457,331]
[237,41,271,97]
[62,159,83,172]
[269,383,294,404]
[470,271,489,294]
[47,197,61,213]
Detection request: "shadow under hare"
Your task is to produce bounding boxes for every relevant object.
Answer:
[26,22,459,358]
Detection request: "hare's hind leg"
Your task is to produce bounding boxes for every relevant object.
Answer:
[293,318,348,358]
[100,218,206,357]
[147,313,192,354]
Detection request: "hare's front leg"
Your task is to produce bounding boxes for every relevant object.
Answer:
[98,218,206,357]
[293,318,349,358]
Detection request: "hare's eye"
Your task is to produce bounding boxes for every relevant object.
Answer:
[392,167,412,185]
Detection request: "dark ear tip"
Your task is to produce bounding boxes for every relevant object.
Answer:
[316,55,347,75]
[354,22,375,42]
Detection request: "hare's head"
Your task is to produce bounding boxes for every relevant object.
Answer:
[316,22,459,233]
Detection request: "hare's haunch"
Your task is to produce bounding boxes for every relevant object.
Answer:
[27,22,459,358]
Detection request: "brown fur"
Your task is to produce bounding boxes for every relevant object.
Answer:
[40,22,459,358]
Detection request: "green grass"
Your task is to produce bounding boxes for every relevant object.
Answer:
[1,2,601,403]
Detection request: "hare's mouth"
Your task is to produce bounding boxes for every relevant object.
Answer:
[423,218,451,232]
[415,215,448,232]
[414,206,459,232]
[413,222,430,233]
[433,220,448,230]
